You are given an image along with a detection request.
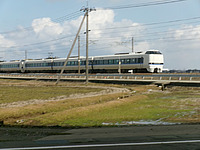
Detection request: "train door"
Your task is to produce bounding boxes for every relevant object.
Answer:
[138,57,144,72]
[20,60,25,73]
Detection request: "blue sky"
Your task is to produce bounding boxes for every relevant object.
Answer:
[1,0,199,30]
[0,0,200,70]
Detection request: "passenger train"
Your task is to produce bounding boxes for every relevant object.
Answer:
[0,50,164,73]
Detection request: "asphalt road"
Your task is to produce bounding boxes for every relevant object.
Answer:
[0,124,200,150]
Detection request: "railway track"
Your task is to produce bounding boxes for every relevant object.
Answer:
[0,73,200,87]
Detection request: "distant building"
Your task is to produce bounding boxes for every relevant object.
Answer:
[186,69,200,73]
[162,68,169,73]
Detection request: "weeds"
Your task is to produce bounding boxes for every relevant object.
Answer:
[0,79,199,127]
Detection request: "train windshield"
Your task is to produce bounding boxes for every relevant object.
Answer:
[145,51,162,54]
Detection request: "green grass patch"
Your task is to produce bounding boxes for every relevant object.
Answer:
[0,85,102,104]
[0,79,199,127]
[60,95,192,127]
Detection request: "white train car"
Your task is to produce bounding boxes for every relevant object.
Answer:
[0,50,164,73]
[0,60,21,72]
[91,50,163,73]
[143,50,164,73]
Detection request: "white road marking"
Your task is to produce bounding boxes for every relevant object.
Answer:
[1,140,200,150]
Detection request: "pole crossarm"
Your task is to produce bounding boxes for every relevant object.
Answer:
[80,7,96,12]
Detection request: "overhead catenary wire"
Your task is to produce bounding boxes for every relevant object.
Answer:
[0,0,188,35]
[101,0,188,10]
[0,11,82,35]
[0,0,198,61]
[24,16,200,49]
[0,0,193,47]
[1,18,199,52]
[90,16,200,32]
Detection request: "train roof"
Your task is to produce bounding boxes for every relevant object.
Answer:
[0,50,162,63]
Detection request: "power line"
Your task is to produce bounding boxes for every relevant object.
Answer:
[0,11,82,35]
[90,16,200,31]
[1,6,198,50]
[0,34,77,48]
[102,0,188,10]
[1,17,199,53]
[87,24,200,44]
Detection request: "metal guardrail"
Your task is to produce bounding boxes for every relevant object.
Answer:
[0,73,200,81]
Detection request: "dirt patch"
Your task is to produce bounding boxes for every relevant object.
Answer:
[0,86,129,108]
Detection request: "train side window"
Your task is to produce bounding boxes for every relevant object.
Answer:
[97,60,103,65]
[121,59,125,64]
[89,61,92,65]
[137,57,144,63]
[141,57,144,63]
[57,62,60,66]
[71,61,75,65]
[125,59,130,64]
[104,60,109,64]
[114,59,119,64]
[58,62,64,66]
[109,60,114,64]
[136,58,141,63]
[93,60,97,65]
[81,61,86,65]
[131,58,136,63]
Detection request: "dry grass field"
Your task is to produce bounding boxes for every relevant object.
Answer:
[0,79,199,127]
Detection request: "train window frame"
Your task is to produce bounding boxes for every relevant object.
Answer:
[125,59,130,64]
[81,61,86,65]
[114,59,119,64]
[131,58,135,64]
[71,61,75,66]
[104,60,109,65]
[67,62,71,66]
[97,60,103,65]
[121,59,125,64]
[93,60,97,65]
[145,51,162,54]
[109,60,114,64]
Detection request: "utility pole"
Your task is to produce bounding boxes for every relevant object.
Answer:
[118,56,121,74]
[78,35,80,74]
[132,37,134,53]
[56,13,87,84]
[81,7,96,84]
[86,10,89,84]
[25,50,27,60]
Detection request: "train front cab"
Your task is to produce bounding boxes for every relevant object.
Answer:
[145,50,164,73]
[20,60,26,73]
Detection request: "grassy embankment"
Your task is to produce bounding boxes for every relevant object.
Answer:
[0,79,199,127]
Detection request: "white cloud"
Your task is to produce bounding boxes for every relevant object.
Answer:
[174,25,200,40]
[0,34,15,47]
[1,9,200,69]
[149,25,200,69]
[32,18,63,39]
